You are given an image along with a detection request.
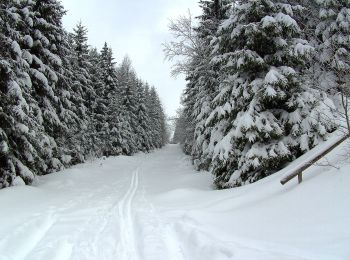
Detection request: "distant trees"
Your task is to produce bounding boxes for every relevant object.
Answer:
[0,0,168,189]
[168,0,341,188]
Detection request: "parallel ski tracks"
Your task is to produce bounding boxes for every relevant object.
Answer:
[117,168,140,260]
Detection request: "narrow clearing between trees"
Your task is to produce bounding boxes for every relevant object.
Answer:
[0,144,349,260]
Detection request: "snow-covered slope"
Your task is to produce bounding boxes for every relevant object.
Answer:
[0,143,349,260]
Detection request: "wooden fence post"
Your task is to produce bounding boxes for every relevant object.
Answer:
[280,134,349,185]
[298,172,302,184]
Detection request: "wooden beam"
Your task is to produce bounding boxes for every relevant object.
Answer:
[280,134,349,185]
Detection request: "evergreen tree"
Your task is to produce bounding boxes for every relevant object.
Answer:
[0,0,169,189]
[73,22,89,67]
[88,47,105,157]
[135,80,152,152]
[191,0,231,170]
[28,0,70,172]
[179,76,197,155]
[116,56,139,154]
[100,43,119,155]
[316,0,350,109]
[54,30,85,166]
[143,83,156,150]
[70,22,96,160]
[0,0,39,186]
[208,0,336,188]
[173,108,193,146]
[0,0,66,186]
[148,87,168,148]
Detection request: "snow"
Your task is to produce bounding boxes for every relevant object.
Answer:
[11,41,21,56]
[16,123,29,134]
[23,35,33,48]
[275,12,299,30]
[261,16,276,28]
[22,50,33,65]
[15,159,35,181]
[0,144,349,260]
[61,154,72,164]
[8,80,23,99]
[292,42,314,57]
[12,176,26,186]
[264,68,287,85]
[0,140,9,154]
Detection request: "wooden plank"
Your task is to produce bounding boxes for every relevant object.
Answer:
[280,134,349,185]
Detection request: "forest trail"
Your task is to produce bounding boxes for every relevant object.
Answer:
[0,145,228,260]
[116,168,141,260]
[0,144,349,260]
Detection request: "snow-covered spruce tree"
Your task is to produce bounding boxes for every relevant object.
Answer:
[1,0,168,189]
[143,82,156,150]
[180,76,198,154]
[88,47,106,157]
[99,43,121,156]
[191,0,231,170]
[70,22,96,161]
[148,87,168,148]
[115,56,138,155]
[208,0,336,188]
[27,0,72,173]
[50,30,80,168]
[172,107,194,146]
[135,80,152,152]
[52,29,90,165]
[316,0,350,134]
[0,0,38,186]
[0,0,65,186]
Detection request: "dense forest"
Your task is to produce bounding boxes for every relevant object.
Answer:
[1,0,349,190]
[169,0,349,188]
[0,0,168,188]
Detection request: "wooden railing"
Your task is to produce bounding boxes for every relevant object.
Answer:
[280,134,349,185]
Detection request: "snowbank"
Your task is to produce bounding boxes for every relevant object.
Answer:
[0,144,349,260]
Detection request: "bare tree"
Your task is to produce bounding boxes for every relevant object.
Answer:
[162,11,205,77]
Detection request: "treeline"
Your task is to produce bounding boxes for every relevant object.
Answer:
[0,0,168,188]
[169,0,349,188]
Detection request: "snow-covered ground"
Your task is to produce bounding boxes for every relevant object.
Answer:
[0,143,349,260]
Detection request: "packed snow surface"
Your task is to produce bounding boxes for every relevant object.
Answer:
[0,144,349,260]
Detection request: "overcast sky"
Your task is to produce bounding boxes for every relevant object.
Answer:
[60,0,201,117]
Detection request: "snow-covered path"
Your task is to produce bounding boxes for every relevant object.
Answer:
[0,144,349,260]
[0,145,211,260]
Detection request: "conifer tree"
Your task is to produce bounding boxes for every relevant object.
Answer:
[148,87,168,148]
[28,0,71,172]
[0,0,39,186]
[179,77,198,154]
[135,80,152,152]
[88,47,105,157]
[100,43,119,155]
[191,0,231,170]
[54,30,85,166]
[116,56,138,154]
[208,0,336,188]
[0,0,168,189]
[0,0,65,185]
[316,0,350,133]
[70,22,96,160]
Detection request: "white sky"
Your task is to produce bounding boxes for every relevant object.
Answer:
[60,0,201,117]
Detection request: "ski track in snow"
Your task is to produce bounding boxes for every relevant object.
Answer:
[0,214,55,260]
[0,144,349,260]
[116,167,140,260]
